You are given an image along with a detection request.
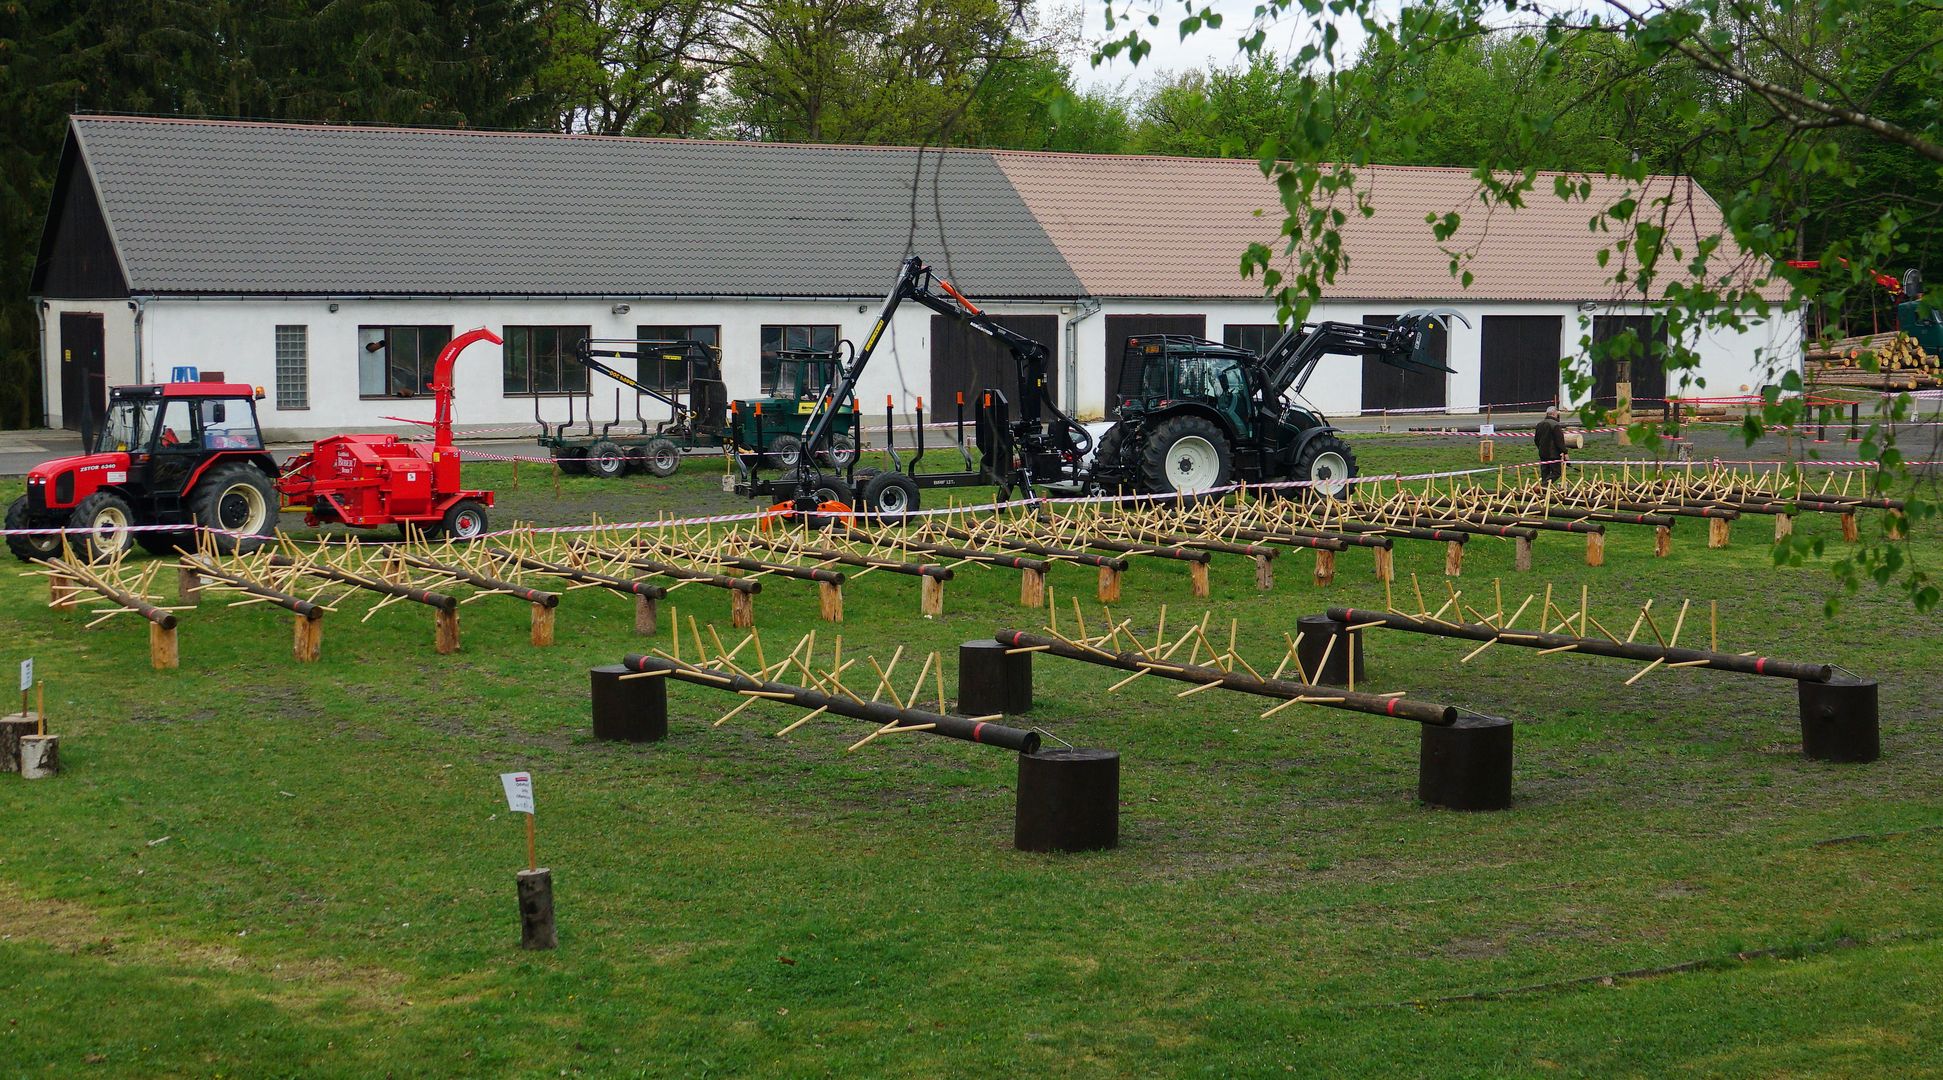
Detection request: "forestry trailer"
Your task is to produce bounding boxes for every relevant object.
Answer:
[734,253,1460,515]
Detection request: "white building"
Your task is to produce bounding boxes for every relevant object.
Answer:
[30,116,1798,439]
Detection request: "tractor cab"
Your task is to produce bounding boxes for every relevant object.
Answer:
[729,348,859,467]
[1899,269,1943,355]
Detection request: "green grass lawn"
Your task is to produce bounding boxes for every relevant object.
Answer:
[2,432,1939,1077]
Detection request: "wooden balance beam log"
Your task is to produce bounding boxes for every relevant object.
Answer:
[46,557,183,670]
[180,555,326,661]
[269,554,461,654]
[488,548,668,635]
[746,535,954,616]
[396,550,563,646]
[837,528,1050,607]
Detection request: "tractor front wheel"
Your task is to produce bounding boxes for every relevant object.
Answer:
[441,499,489,541]
[1139,416,1233,498]
[192,465,277,554]
[67,491,137,562]
[5,496,62,562]
[1292,434,1358,498]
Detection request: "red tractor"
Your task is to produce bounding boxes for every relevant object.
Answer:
[275,327,501,540]
[8,381,281,562]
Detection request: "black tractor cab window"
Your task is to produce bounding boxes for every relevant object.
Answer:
[97,399,161,453]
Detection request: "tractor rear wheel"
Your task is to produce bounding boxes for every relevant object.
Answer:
[555,447,588,476]
[642,437,681,478]
[860,471,920,519]
[585,440,628,479]
[441,499,489,541]
[5,496,61,562]
[1292,434,1357,498]
[1139,416,1233,498]
[193,464,277,554]
[67,491,137,562]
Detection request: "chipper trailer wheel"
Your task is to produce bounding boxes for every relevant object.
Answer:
[5,496,62,562]
[1140,415,1233,497]
[441,500,490,541]
[193,465,277,555]
[819,433,859,468]
[770,435,805,467]
[67,491,137,562]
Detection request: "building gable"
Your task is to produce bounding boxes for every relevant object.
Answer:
[30,135,130,300]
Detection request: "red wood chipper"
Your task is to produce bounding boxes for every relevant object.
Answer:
[277,327,502,539]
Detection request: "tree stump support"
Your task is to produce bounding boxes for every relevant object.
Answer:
[150,622,179,671]
[434,608,461,654]
[1585,531,1605,567]
[1314,548,1336,587]
[1254,553,1275,591]
[1774,513,1793,542]
[634,593,658,635]
[1097,564,1122,603]
[730,589,756,629]
[292,613,324,662]
[1513,536,1532,572]
[0,714,37,773]
[1418,716,1514,811]
[1655,525,1673,557]
[517,868,557,950]
[18,734,59,780]
[1445,540,1464,577]
[920,574,945,616]
[1708,516,1731,548]
[177,566,204,606]
[1841,512,1859,543]
[1373,546,1395,582]
[957,638,1034,717]
[1014,749,1120,853]
[818,580,844,623]
[1189,559,1210,597]
[1019,567,1046,608]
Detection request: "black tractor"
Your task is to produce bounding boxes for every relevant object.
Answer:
[1091,314,1464,498]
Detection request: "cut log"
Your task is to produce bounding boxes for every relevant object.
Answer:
[149,623,179,671]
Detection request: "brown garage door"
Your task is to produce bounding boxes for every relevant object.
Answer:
[1361,315,1449,412]
[1591,314,1669,405]
[1105,314,1207,416]
[1479,315,1562,409]
[930,314,1058,416]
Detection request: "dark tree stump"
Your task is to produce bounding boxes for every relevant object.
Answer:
[1015,748,1120,853]
[1799,677,1880,763]
[1418,715,1514,811]
[957,639,1032,716]
[590,665,668,743]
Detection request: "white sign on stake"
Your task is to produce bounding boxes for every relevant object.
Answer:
[19,658,32,693]
[500,772,534,815]
[1479,423,1497,436]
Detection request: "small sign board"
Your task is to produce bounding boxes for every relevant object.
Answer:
[19,658,32,693]
[169,366,200,383]
[1479,423,1496,436]
[500,772,534,815]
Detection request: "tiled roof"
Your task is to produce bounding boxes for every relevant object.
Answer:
[991,150,1774,301]
[58,115,1773,303]
[67,116,1082,298]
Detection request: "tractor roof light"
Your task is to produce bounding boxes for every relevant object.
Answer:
[255,386,267,400]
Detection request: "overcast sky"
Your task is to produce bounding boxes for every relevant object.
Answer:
[1066,0,1386,91]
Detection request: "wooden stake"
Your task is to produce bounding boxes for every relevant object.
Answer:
[530,602,555,646]
[818,580,843,622]
[525,813,537,873]
[1188,559,1210,598]
[1710,600,1718,652]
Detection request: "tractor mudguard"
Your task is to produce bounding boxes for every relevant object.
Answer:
[1141,402,1241,442]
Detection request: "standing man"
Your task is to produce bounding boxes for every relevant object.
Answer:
[1534,406,1567,484]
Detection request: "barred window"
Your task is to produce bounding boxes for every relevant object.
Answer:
[503,325,591,395]
[275,324,309,409]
